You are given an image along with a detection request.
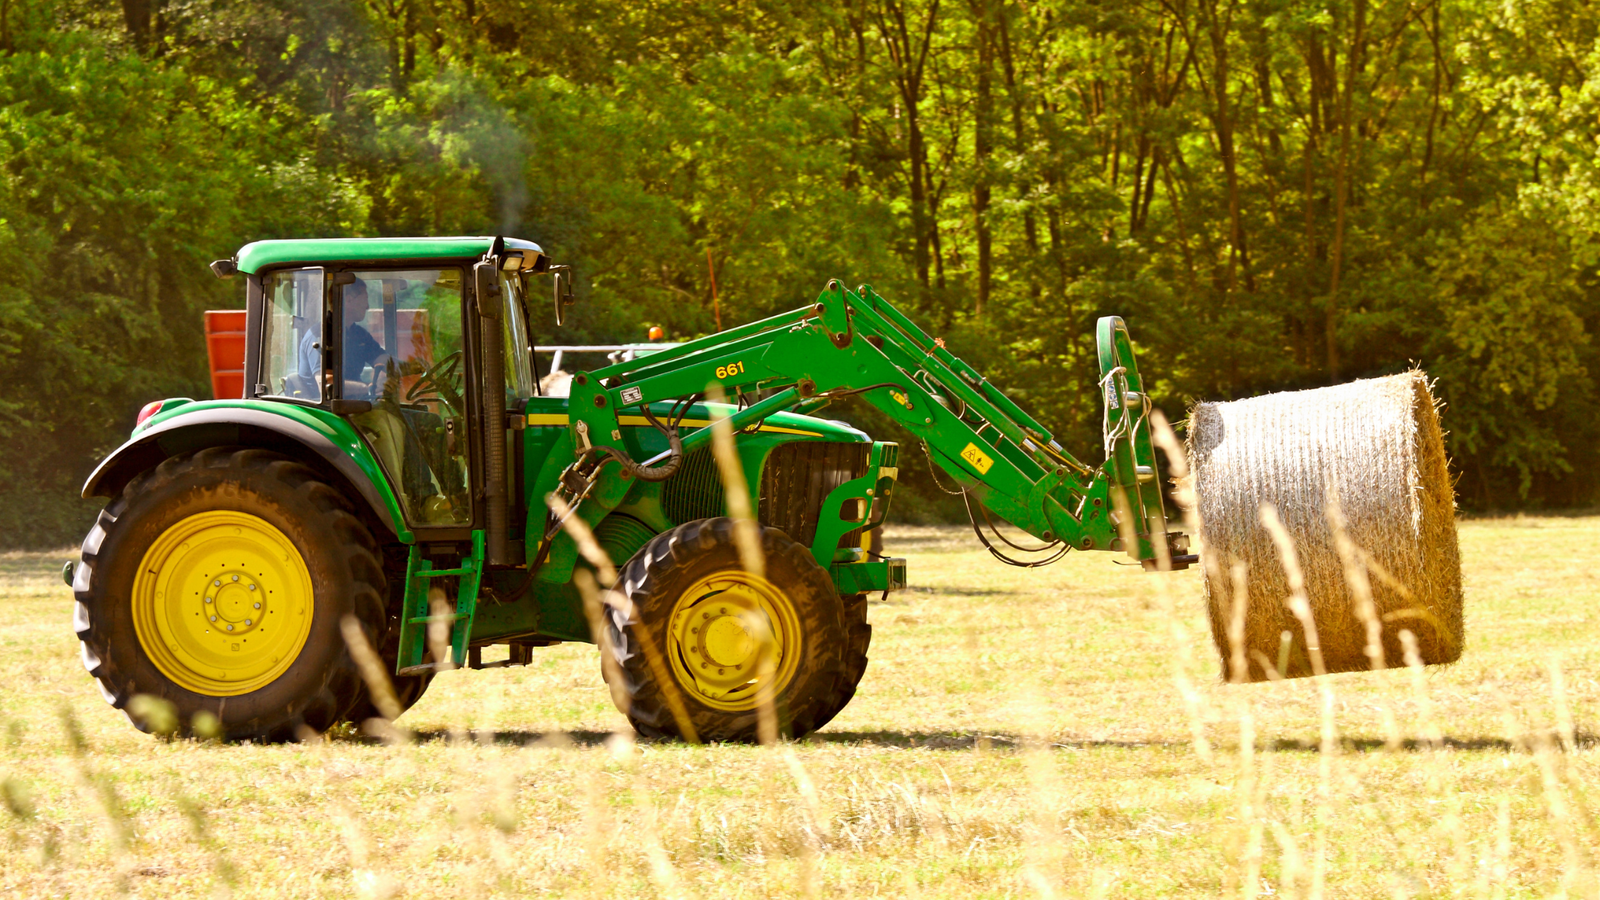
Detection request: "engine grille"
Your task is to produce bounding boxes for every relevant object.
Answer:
[758,441,871,547]
[661,446,725,526]
[661,440,873,549]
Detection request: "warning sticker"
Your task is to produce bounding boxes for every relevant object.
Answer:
[960,442,994,475]
[620,386,644,405]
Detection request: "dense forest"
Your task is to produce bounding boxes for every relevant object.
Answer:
[1,0,1596,547]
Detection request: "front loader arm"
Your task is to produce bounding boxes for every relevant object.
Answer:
[561,281,1191,567]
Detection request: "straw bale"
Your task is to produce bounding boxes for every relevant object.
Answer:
[1187,371,1462,682]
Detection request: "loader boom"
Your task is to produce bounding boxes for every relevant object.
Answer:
[558,281,1191,568]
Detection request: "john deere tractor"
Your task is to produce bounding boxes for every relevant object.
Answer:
[70,236,1188,742]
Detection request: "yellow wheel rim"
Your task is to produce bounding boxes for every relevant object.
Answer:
[131,511,314,696]
[667,570,802,712]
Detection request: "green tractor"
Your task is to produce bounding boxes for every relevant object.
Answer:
[71,236,1187,742]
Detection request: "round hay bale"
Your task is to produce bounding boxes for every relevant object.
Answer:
[1187,371,1462,682]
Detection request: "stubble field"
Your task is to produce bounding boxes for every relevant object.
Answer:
[1,515,1597,898]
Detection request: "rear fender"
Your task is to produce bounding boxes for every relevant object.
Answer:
[82,404,408,541]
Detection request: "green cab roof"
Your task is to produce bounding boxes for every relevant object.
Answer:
[234,236,546,274]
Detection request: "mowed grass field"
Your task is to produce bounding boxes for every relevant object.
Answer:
[2,516,1598,898]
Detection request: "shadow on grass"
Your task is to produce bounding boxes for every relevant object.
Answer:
[1268,730,1600,753]
[899,585,1017,598]
[347,727,618,747]
[322,725,1600,754]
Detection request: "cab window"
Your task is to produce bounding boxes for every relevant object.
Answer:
[261,268,325,401]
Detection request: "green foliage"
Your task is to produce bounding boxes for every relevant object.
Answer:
[1,0,1596,547]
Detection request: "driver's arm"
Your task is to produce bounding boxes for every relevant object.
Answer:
[343,326,392,398]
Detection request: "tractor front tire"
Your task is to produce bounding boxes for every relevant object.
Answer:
[810,591,872,731]
[73,449,385,741]
[604,517,859,742]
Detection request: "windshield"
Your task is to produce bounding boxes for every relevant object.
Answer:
[344,268,473,527]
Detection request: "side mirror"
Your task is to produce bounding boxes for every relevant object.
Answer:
[550,265,576,327]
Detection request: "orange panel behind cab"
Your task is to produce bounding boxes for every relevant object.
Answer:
[204,310,247,400]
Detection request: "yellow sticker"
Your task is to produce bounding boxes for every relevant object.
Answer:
[960,442,994,475]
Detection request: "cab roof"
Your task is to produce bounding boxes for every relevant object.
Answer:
[234,236,546,275]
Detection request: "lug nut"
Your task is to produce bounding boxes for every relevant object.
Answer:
[213,580,221,587]
[204,597,213,604]
[232,575,239,582]
[248,584,256,591]
[253,602,260,609]
[209,615,216,622]
[227,624,234,631]
[245,619,252,626]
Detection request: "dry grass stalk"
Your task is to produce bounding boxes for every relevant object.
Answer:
[1267,817,1305,900]
[339,615,406,731]
[1323,494,1385,672]
[1106,475,1213,761]
[1548,658,1577,754]
[704,384,787,883]
[1398,631,1442,750]
[610,733,692,900]
[1189,371,1462,681]
[705,384,764,579]
[425,586,455,673]
[1234,682,1262,900]
[1228,562,1250,685]
[1493,684,1593,896]
[1257,504,1337,900]
[1148,411,1215,764]
[1396,628,1472,888]
[1489,797,1513,900]
[332,800,393,899]
[554,493,699,740]
[581,752,612,900]
[574,568,633,722]
[547,493,617,587]
[1326,494,1406,749]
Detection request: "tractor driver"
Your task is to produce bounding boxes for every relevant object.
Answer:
[298,279,391,398]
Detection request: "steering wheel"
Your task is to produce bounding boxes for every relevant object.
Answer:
[405,350,465,417]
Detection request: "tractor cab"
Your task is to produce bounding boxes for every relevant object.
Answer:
[238,237,548,536]
[256,263,535,528]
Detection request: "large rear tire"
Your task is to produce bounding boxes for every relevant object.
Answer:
[604,518,855,742]
[72,449,385,741]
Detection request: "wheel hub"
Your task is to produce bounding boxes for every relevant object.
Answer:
[667,572,802,711]
[132,511,313,696]
[205,571,265,634]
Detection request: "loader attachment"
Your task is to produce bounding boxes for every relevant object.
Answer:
[1097,316,1196,570]
[553,281,1191,571]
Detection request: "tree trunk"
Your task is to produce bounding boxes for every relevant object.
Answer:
[995,7,1041,303]
[970,0,994,315]
[1326,0,1367,379]
[875,0,942,298]
[122,0,151,49]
